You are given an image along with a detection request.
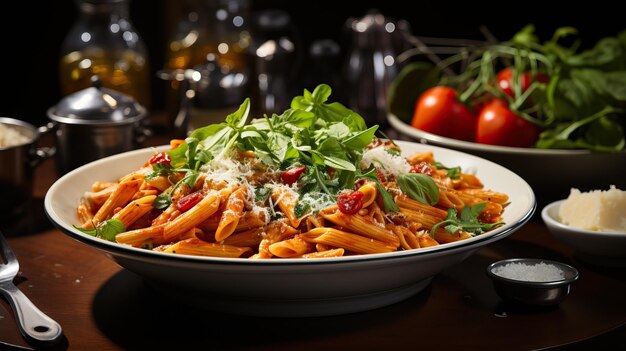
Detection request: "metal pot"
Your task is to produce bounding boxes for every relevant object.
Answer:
[46,76,148,174]
[0,117,55,221]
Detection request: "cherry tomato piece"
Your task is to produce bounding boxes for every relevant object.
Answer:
[496,67,548,98]
[337,190,364,215]
[149,152,171,165]
[176,192,203,212]
[411,86,476,141]
[475,99,540,147]
[281,165,307,185]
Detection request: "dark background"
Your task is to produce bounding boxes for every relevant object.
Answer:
[2,0,624,127]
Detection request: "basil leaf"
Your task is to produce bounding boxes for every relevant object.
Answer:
[432,162,461,179]
[73,224,97,237]
[74,219,126,242]
[375,181,399,212]
[97,219,126,241]
[397,173,439,206]
[153,193,172,210]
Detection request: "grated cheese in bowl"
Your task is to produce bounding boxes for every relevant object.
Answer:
[0,123,30,148]
[559,185,626,233]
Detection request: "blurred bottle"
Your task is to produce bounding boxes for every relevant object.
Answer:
[59,0,151,108]
[162,0,252,130]
[206,0,252,72]
[249,9,301,115]
[163,0,214,128]
[301,38,341,93]
[341,10,406,127]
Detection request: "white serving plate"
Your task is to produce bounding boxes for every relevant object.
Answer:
[44,140,535,317]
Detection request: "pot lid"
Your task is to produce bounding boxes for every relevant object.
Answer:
[47,76,146,125]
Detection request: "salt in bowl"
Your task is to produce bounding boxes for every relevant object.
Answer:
[486,258,579,306]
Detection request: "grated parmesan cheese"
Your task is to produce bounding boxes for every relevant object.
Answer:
[200,156,253,185]
[361,146,411,179]
[493,262,564,282]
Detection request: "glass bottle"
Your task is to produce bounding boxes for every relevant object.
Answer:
[162,0,252,129]
[59,0,151,108]
[206,0,252,73]
[163,0,214,126]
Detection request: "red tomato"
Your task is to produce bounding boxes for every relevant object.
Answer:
[281,165,307,185]
[176,192,203,212]
[411,86,476,141]
[149,152,171,165]
[496,67,548,98]
[337,190,364,215]
[475,99,540,147]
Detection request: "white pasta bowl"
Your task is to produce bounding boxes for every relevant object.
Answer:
[44,140,536,317]
[542,200,626,266]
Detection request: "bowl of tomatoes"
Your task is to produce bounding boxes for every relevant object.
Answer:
[386,27,626,206]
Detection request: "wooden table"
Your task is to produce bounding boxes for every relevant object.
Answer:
[1,123,625,350]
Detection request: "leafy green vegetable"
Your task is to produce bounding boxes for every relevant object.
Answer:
[73,219,126,242]
[429,203,504,238]
[153,193,172,210]
[359,167,399,212]
[397,173,439,206]
[400,26,626,152]
[432,162,461,179]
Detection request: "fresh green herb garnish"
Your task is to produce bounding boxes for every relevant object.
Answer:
[73,218,126,242]
[359,166,399,212]
[294,201,311,218]
[397,173,440,206]
[165,84,378,205]
[254,186,272,202]
[432,162,461,179]
[429,203,504,238]
[153,193,172,210]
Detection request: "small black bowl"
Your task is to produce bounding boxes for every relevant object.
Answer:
[487,258,580,306]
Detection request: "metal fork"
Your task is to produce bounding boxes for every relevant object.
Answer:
[0,231,62,346]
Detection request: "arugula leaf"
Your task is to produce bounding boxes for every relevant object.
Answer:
[429,203,504,238]
[254,186,272,202]
[294,201,310,218]
[343,126,379,150]
[397,173,439,206]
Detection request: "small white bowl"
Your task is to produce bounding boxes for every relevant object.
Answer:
[541,200,626,266]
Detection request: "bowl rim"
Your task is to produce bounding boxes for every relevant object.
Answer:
[541,200,626,237]
[44,140,536,267]
[388,112,626,156]
[486,257,580,287]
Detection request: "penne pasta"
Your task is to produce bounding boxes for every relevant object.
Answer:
[163,192,220,242]
[300,227,398,254]
[215,186,247,241]
[75,125,508,259]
